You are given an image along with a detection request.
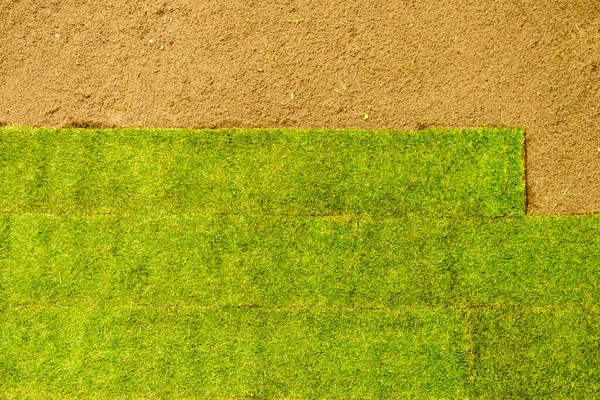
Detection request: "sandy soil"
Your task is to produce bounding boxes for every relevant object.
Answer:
[1,0,599,214]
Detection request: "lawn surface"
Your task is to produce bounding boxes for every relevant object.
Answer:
[1,127,599,398]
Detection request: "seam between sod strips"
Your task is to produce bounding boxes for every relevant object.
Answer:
[523,129,529,215]
[5,303,598,312]
[0,211,528,220]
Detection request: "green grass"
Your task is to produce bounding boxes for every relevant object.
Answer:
[0,127,598,398]
[0,127,523,217]
[1,306,467,398]
[470,306,600,398]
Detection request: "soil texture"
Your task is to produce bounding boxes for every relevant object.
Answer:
[1,0,599,214]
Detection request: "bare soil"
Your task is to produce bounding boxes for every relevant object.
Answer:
[1,0,599,214]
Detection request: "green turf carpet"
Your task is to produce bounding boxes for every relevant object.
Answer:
[1,127,598,398]
[0,127,522,217]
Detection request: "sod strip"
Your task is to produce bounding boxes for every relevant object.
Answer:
[456,216,600,306]
[468,306,600,398]
[0,214,458,309]
[0,306,467,398]
[0,127,524,217]
[3,215,600,310]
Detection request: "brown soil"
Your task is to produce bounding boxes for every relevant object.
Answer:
[1,0,599,214]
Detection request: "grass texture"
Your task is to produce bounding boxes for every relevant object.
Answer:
[1,127,598,398]
[0,127,523,217]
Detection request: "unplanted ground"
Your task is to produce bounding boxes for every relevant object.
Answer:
[1,0,599,214]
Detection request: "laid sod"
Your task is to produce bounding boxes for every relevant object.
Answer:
[0,127,523,217]
[469,306,600,398]
[3,215,600,309]
[1,306,468,398]
[1,127,599,398]
[1,214,457,308]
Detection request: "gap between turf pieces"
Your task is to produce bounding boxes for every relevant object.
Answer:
[523,130,529,216]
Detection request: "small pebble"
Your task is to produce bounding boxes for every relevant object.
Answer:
[160,45,165,50]
[149,39,154,44]
[55,33,60,39]
[257,67,263,72]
